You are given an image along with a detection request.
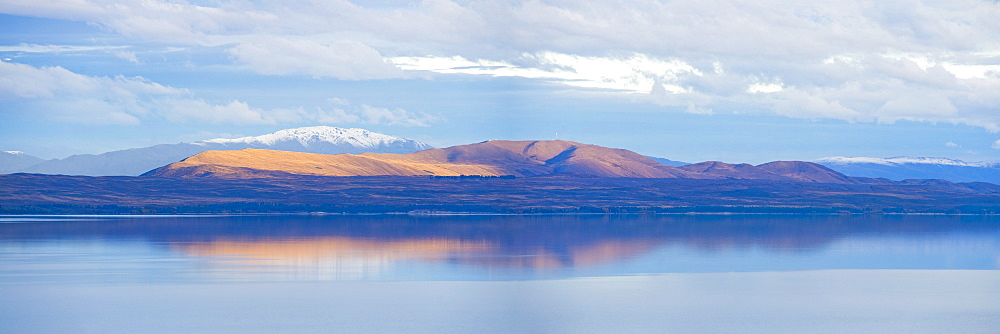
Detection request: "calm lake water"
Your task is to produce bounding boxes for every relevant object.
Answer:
[1,214,998,333]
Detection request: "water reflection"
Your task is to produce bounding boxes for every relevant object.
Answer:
[0,214,998,282]
[177,237,494,280]
[173,236,661,280]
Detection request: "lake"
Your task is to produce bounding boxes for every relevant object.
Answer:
[1,214,998,333]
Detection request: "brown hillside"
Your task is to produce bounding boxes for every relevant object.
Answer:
[146,149,505,178]
[145,140,693,178]
[678,161,779,180]
[411,140,692,177]
[143,139,859,183]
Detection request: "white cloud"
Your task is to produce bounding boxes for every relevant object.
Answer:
[993,139,1000,150]
[945,141,960,148]
[684,104,713,115]
[0,60,432,126]
[0,43,128,53]
[228,38,406,80]
[314,99,439,127]
[357,104,438,127]
[4,0,1000,131]
[154,99,271,125]
[111,50,140,64]
[392,52,700,93]
[943,64,1000,79]
[0,60,177,124]
[746,82,784,94]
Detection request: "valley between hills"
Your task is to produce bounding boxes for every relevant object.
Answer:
[2,139,998,214]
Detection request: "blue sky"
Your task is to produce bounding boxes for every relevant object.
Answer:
[1,0,999,163]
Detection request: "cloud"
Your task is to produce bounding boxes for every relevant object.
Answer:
[0,60,431,126]
[111,50,140,64]
[0,44,128,53]
[357,104,438,127]
[314,99,439,127]
[5,0,1000,131]
[945,141,960,148]
[153,99,273,125]
[0,60,178,124]
[746,80,784,94]
[392,52,701,93]
[227,37,406,80]
[993,139,1000,150]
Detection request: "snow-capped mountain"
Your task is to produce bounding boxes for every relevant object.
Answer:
[16,127,432,176]
[0,151,47,174]
[197,127,431,153]
[816,156,1000,184]
[817,156,998,167]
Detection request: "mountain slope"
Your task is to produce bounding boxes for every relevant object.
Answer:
[679,161,778,180]
[406,140,694,177]
[816,157,1000,184]
[145,140,870,183]
[0,151,47,174]
[146,140,696,178]
[19,127,432,176]
[756,161,856,183]
[677,160,857,183]
[148,148,506,178]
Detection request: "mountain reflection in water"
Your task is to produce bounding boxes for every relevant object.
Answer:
[176,236,661,280]
[1,214,998,281]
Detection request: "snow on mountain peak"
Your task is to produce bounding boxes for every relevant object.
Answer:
[4,151,25,155]
[200,126,429,149]
[815,156,997,167]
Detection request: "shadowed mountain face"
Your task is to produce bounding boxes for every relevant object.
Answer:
[680,161,776,179]
[677,160,859,183]
[145,140,695,178]
[142,139,996,187]
[757,161,856,183]
[0,151,46,174]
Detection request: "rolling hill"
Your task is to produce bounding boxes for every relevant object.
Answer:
[145,139,870,184]
[145,140,694,178]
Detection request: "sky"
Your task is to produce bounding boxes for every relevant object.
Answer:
[1,0,999,164]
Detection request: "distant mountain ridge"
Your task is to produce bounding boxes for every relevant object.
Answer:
[8,131,998,185]
[0,151,46,174]
[679,161,855,183]
[12,127,432,176]
[8,141,999,215]
[816,156,1000,184]
[817,156,998,167]
[146,140,694,178]
[147,139,873,185]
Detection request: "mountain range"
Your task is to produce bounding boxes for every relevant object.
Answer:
[8,127,431,176]
[2,126,997,184]
[147,140,690,178]
[0,151,46,174]
[4,137,998,214]
[816,157,1000,184]
[147,139,865,184]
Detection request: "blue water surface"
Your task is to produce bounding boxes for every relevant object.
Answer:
[1,214,998,333]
